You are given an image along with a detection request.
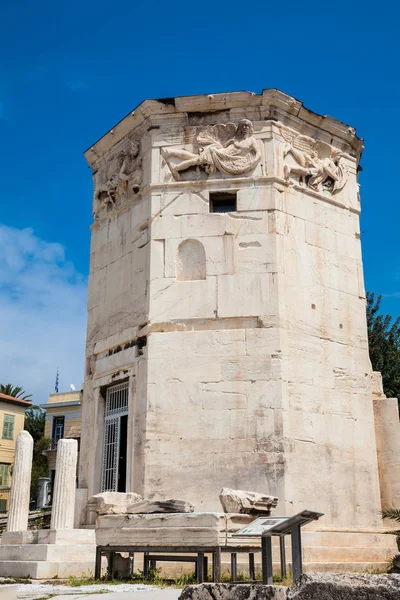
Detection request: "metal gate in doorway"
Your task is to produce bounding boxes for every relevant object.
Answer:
[101,381,129,492]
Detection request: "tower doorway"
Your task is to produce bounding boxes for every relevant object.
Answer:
[101,382,129,492]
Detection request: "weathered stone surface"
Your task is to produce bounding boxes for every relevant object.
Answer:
[219,488,278,515]
[0,529,96,579]
[87,492,143,515]
[179,584,286,600]
[127,499,194,514]
[88,493,193,515]
[50,439,78,530]
[372,372,400,510]
[95,512,256,548]
[78,89,400,569]
[288,573,400,599]
[7,430,33,532]
[179,575,400,600]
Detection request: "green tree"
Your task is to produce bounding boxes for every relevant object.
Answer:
[382,508,400,523]
[367,292,400,406]
[30,436,51,501]
[24,408,46,443]
[381,508,400,539]
[0,384,32,401]
[24,408,49,500]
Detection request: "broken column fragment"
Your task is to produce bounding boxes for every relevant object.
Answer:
[87,492,143,515]
[219,488,278,515]
[126,499,194,514]
[87,492,194,515]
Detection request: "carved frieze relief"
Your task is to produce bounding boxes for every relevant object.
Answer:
[162,119,261,180]
[92,140,143,219]
[281,127,349,194]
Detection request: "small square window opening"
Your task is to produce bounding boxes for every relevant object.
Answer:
[209,192,237,213]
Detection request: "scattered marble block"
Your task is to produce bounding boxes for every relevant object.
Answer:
[87,491,143,515]
[126,499,194,514]
[96,512,257,548]
[95,514,398,572]
[87,492,194,515]
[0,529,96,579]
[219,488,278,515]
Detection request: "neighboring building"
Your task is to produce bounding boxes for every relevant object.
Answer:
[41,391,82,492]
[0,392,32,511]
[77,89,400,569]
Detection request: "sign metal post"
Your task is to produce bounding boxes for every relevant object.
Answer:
[234,509,323,584]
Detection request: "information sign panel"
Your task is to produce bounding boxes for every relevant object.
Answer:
[233,516,289,537]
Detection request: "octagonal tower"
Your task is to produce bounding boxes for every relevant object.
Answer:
[79,89,400,569]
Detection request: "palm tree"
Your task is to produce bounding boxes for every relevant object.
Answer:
[382,508,400,524]
[0,384,32,401]
[382,509,400,558]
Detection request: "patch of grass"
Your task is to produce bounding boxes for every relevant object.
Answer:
[273,573,293,586]
[130,567,170,587]
[0,577,32,585]
[65,565,294,589]
[67,571,95,586]
[174,572,197,586]
[220,571,253,583]
[387,554,399,573]
[362,565,390,575]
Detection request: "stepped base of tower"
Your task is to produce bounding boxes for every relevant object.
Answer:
[300,529,396,572]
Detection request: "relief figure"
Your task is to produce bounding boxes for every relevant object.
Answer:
[93,141,142,218]
[281,128,348,193]
[163,119,261,179]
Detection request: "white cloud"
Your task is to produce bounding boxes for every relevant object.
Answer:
[0,226,87,404]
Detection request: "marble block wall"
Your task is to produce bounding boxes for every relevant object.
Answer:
[79,90,399,547]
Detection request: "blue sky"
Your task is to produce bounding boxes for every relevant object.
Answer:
[1,0,399,401]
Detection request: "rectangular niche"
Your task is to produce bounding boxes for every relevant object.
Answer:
[209,191,237,213]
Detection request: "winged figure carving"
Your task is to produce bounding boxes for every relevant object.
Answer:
[92,141,142,218]
[281,128,348,193]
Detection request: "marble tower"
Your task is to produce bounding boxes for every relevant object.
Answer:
[78,89,400,569]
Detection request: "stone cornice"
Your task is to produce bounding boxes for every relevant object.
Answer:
[84,89,363,167]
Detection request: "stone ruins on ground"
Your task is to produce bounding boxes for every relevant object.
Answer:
[0,435,95,578]
[179,573,400,600]
[5,90,400,580]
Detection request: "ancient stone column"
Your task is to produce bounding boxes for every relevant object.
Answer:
[7,430,34,532]
[50,438,78,530]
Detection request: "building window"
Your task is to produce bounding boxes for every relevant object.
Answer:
[52,416,65,447]
[209,191,237,213]
[2,415,15,440]
[101,381,129,493]
[0,463,10,488]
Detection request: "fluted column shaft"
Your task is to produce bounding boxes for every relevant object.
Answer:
[50,439,77,530]
[7,430,33,532]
